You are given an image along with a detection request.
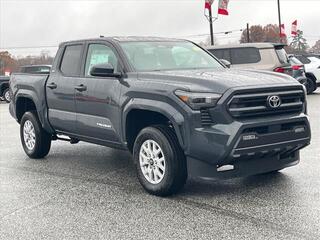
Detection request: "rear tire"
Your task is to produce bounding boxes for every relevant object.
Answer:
[133,125,187,196]
[3,88,11,103]
[20,111,52,159]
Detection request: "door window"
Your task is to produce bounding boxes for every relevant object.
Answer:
[60,45,83,76]
[85,44,119,76]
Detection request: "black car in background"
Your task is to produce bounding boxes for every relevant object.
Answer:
[0,76,10,103]
[20,65,52,74]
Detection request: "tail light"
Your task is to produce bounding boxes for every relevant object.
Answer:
[292,65,304,70]
[274,67,285,73]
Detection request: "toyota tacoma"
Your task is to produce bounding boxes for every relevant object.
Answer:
[9,37,311,196]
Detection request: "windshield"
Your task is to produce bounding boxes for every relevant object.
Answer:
[120,41,223,71]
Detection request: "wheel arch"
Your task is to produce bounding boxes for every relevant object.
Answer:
[306,72,317,92]
[123,99,186,152]
[306,72,317,83]
[15,95,38,123]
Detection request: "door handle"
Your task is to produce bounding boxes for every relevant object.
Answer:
[47,82,57,89]
[75,84,87,92]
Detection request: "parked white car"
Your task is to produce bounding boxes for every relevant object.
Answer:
[295,55,320,88]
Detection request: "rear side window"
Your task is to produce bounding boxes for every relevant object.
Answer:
[209,49,231,62]
[230,48,261,64]
[60,45,83,76]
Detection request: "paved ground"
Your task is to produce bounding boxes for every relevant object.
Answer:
[0,91,320,240]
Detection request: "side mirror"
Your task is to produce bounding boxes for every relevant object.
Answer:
[90,63,122,78]
[220,59,231,68]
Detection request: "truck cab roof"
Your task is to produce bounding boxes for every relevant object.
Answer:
[59,36,186,46]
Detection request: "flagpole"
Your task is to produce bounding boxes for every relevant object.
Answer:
[209,6,214,46]
[277,0,282,43]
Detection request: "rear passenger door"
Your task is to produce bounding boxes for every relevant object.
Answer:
[46,44,84,133]
[74,42,123,143]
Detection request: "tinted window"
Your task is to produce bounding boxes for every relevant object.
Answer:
[230,48,261,64]
[295,56,311,64]
[60,45,82,76]
[85,44,119,76]
[209,49,231,62]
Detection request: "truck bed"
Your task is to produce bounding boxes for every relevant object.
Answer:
[10,73,50,128]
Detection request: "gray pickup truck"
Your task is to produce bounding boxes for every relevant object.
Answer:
[9,37,311,196]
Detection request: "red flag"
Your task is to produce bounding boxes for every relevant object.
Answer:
[280,24,286,37]
[204,0,214,17]
[291,20,298,36]
[218,0,229,15]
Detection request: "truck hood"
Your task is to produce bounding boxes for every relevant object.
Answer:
[137,69,299,94]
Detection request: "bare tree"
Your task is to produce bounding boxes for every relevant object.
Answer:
[240,25,264,43]
[0,50,54,75]
[240,24,287,44]
[310,40,320,54]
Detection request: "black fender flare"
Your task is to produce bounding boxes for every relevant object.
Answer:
[15,90,55,133]
[122,98,186,149]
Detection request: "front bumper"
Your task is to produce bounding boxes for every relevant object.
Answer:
[186,114,311,180]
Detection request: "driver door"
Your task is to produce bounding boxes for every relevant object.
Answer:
[74,42,122,143]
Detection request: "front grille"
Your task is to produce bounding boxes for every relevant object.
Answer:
[228,88,305,118]
[200,108,214,126]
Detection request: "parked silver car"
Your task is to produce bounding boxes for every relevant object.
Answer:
[207,43,313,93]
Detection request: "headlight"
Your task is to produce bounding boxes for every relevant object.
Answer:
[175,90,222,110]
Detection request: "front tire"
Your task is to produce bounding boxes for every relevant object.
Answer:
[133,125,187,196]
[3,88,11,103]
[20,111,52,159]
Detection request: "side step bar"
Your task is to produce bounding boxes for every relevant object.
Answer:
[52,135,80,144]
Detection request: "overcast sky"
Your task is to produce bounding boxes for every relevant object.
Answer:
[0,0,319,56]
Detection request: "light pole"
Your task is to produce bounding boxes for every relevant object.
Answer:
[246,23,250,43]
[277,0,282,42]
[208,5,214,45]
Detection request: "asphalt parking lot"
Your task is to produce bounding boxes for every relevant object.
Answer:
[0,91,320,240]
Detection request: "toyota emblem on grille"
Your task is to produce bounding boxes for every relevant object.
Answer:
[267,95,281,108]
